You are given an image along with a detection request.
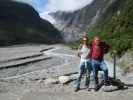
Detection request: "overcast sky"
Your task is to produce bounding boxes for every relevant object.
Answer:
[14,0,94,23]
[45,0,93,12]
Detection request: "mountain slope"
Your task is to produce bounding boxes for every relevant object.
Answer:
[50,0,116,42]
[51,0,133,55]
[89,0,133,56]
[0,0,62,46]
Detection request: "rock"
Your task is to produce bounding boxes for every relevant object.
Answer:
[118,51,133,73]
[44,78,59,85]
[69,74,78,80]
[37,79,44,84]
[101,85,118,92]
[58,76,71,84]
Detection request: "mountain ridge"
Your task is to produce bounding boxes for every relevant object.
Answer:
[0,0,62,46]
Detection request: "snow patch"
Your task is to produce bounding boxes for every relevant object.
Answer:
[39,12,56,24]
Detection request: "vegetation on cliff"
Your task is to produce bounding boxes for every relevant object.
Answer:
[89,0,133,56]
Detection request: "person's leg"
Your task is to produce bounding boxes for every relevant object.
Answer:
[75,62,85,91]
[100,61,109,85]
[91,59,99,91]
[91,60,99,84]
[85,60,91,88]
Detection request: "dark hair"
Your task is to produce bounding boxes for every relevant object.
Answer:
[81,37,89,47]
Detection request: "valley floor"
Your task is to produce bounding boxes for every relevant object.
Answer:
[0,44,133,100]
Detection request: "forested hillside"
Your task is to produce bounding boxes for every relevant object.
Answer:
[0,0,62,46]
[89,0,133,56]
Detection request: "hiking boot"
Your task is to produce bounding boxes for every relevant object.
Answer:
[85,84,91,91]
[87,88,91,91]
[74,87,80,92]
[94,84,99,91]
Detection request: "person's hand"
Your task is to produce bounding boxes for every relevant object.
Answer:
[77,52,82,57]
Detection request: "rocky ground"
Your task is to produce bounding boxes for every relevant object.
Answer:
[0,44,133,100]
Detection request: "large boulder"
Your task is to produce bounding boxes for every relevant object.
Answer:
[58,76,71,84]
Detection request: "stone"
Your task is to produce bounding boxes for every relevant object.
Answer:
[58,76,71,84]
[101,85,118,92]
[44,78,59,85]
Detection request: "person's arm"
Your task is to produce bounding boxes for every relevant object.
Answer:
[102,42,110,54]
[77,44,82,57]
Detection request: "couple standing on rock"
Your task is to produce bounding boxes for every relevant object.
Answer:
[75,32,110,92]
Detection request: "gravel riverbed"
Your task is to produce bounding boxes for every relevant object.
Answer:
[0,44,133,100]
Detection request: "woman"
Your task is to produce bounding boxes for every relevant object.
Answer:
[75,34,91,92]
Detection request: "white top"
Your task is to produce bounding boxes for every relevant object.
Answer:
[80,45,90,61]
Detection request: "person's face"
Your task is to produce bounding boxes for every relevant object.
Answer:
[83,38,87,44]
[94,37,101,45]
[83,40,87,44]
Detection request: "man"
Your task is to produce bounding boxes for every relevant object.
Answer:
[75,33,91,92]
[89,36,110,91]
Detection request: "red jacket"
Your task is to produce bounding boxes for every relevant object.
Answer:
[89,42,109,61]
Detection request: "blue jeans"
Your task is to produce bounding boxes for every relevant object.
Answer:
[76,59,91,88]
[91,59,109,85]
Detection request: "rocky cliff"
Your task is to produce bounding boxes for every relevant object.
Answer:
[50,0,116,42]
